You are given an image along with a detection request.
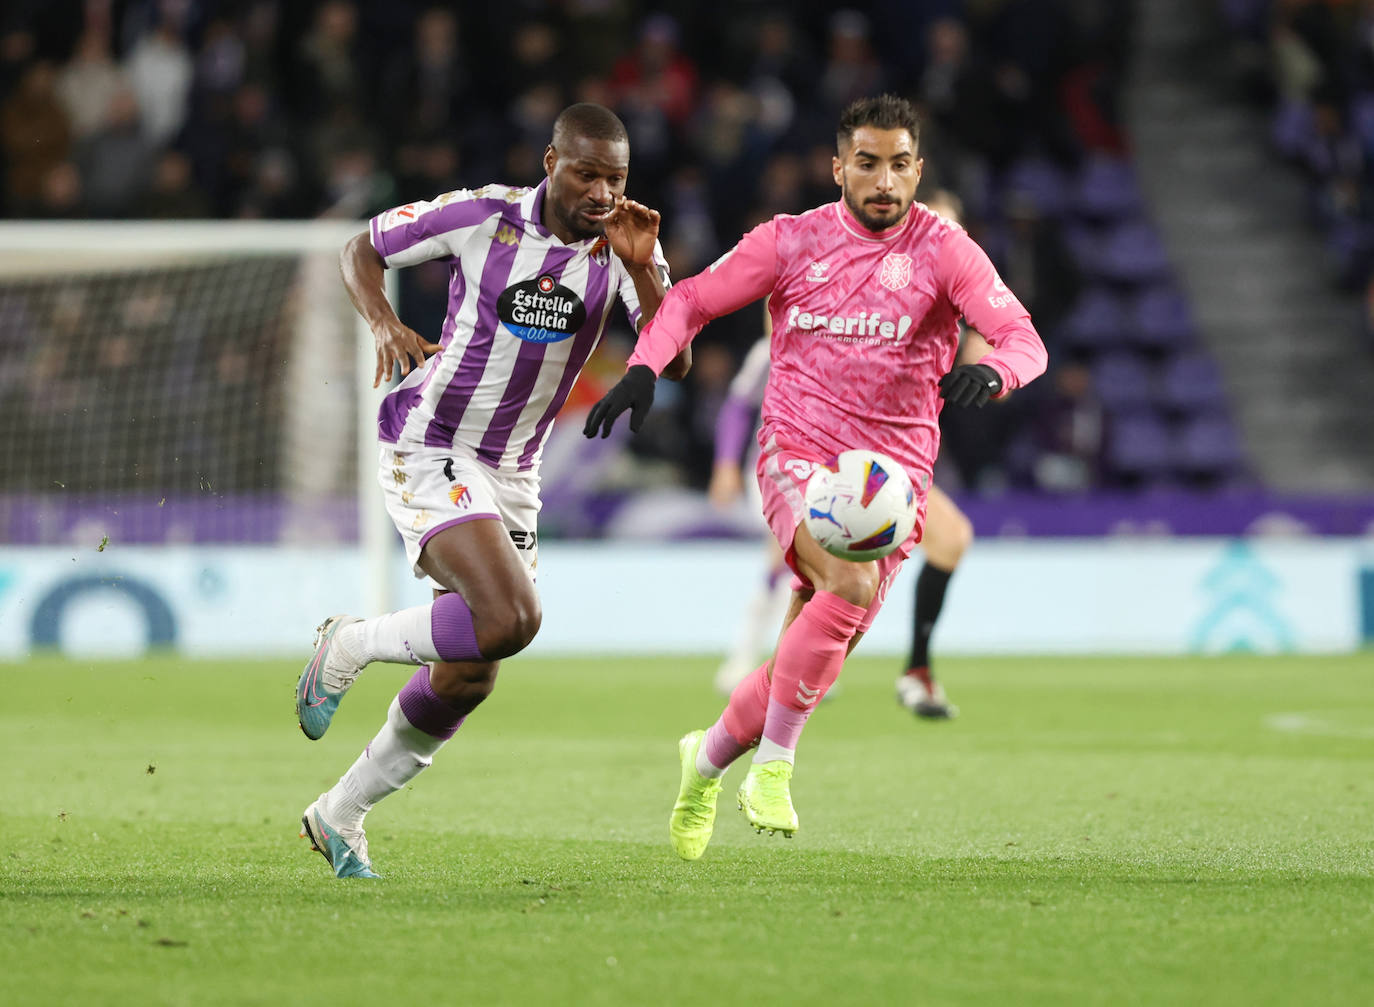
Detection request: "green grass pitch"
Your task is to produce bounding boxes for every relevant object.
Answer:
[2,652,1370,1006]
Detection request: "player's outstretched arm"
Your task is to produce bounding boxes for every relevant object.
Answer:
[583,365,657,438]
[340,233,441,388]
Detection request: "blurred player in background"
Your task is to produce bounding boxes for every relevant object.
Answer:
[707,317,792,695]
[584,95,1047,857]
[294,103,687,878]
[894,187,984,722]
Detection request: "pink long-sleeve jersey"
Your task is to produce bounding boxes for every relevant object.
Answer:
[629,199,1048,483]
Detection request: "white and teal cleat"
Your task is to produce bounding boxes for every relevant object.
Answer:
[300,797,380,879]
[296,615,363,741]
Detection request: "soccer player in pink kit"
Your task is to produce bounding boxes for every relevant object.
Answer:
[584,95,1048,858]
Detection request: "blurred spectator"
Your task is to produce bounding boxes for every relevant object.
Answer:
[609,12,699,170]
[125,6,193,145]
[1024,361,1107,492]
[34,159,85,218]
[2,60,70,214]
[0,25,38,95]
[819,10,886,119]
[294,1,364,120]
[379,7,470,147]
[132,149,209,218]
[75,85,154,216]
[57,28,127,140]
[992,192,1083,339]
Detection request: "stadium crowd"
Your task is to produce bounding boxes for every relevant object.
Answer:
[1219,0,1374,344]
[0,0,1179,500]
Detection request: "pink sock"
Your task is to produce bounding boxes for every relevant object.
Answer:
[721,661,771,749]
[757,591,866,761]
[694,662,770,777]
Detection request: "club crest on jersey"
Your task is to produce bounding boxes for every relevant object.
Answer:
[497,275,587,343]
[590,237,610,266]
[447,483,472,508]
[878,253,912,291]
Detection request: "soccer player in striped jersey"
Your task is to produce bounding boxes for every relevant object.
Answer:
[584,95,1048,857]
[295,103,686,878]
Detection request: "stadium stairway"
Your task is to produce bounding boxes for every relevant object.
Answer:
[1124,0,1374,492]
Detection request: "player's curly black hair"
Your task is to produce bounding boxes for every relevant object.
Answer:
[836,94,921,151]
[552,103,629,147]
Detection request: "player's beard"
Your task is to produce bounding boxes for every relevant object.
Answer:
[842,185,912,233]
[554,198,609,242]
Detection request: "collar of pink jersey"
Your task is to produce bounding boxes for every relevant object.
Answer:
[833,198,916,242]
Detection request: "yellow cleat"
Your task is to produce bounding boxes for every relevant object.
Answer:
[669,730,723,860]
[737,760,799,837]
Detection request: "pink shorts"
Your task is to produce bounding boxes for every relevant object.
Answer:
[755,432,927,633]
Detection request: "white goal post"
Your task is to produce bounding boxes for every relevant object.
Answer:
[0,221,398,616]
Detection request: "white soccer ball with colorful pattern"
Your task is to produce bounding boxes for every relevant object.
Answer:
[802,449,918,562]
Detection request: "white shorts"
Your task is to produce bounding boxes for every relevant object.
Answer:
[377,444,541,589]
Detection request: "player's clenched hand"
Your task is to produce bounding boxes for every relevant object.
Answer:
[583,365,657,438]
[603,196,661,268]
[374,320,440,388]
[938,363,1002,408]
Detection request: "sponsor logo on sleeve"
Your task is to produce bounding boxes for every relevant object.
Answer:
[986,274,1017,309]
[497,275,587,343]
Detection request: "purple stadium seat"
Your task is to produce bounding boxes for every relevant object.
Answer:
[1351,92,1374,157]
[1326,217,1374,287]
[1071,154,1141,220]
[1001,157,1070,218]
[1177,414,1246,476]
[1091,351,1156,413]
[1057,285,1127,353]
[1127,285,1196,352]
[1095,220,1172,284]
[1061,219,1100,274]
[1220,0,1269,35]
[1271,97,1315,160]
[1157,352,1226,415]
[1106,412,1173,481]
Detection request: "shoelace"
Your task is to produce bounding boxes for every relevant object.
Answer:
[680,778,721,828]
[752,765,793,804]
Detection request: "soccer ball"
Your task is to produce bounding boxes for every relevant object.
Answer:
[802,449,918,562]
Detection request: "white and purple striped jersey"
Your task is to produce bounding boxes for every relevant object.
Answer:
[369,179,669,473]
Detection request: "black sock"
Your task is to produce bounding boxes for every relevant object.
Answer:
[906,562,954,672]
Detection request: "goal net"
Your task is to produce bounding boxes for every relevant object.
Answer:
[0,221,395,609]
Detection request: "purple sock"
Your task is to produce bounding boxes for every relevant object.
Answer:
[396,666,466,740]
[431,592,483,662]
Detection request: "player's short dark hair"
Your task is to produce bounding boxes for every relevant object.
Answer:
[836,94,920,152]
[552,103,629,148]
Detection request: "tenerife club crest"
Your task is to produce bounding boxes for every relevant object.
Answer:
[878,252,912,292]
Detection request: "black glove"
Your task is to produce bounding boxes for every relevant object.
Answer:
[938,363,1003,408]
[583,364,657,438]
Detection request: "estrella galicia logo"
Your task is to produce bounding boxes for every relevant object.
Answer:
[497,275,585,343]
